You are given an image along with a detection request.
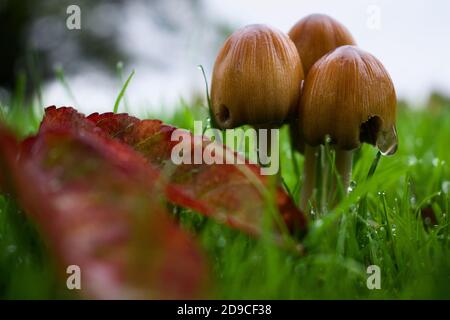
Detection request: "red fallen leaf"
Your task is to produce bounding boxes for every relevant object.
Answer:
[41,106,307,237]
[0,125,208,299]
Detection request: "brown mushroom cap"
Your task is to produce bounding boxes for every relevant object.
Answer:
[211,24,304,129]
[300,45,397,150]
[288,14,356,75]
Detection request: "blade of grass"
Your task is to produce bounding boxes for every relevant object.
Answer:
[198,65,220,132]
[116,61,130,112]
[113,69,135,114]
[367,151,382,178]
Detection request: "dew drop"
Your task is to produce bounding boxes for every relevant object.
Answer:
[314,219,323,228]
[407,156,417,166]
[376,125,398,156]
[348,180,357,193]
[217,236,226,248]
[432,158,440,167]
[442,181,450,194]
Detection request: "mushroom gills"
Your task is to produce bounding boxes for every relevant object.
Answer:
[216,104,232,127]
[360,116,381,145]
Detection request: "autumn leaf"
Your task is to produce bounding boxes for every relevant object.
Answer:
[0,125,209,299]
[41,106,307,237]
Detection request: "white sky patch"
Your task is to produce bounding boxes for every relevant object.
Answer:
[42,0,450,114]
[205,0,450,106]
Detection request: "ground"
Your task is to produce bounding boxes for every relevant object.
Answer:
[0,99,449,299]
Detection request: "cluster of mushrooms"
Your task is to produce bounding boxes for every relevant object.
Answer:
[210,14,398,212]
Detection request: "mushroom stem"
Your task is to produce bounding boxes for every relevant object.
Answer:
[335,148,353,195]
[319,145,329,213]
[300,145,319,212]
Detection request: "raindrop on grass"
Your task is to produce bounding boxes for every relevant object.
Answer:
[442,181,450,194]
[314,219,323,228]
[217,236,226,248]
[348,180,357,193]
[377,191,386,197]
[391,224,397,236]
[432,158,440,167]
[376,125,398,156]
[407,156,417,166]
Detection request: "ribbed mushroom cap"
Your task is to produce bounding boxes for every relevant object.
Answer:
[288,14,356,75]
[300,45,397,151]
[211,24,304,129]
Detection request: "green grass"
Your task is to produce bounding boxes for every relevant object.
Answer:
[0,97,449,299]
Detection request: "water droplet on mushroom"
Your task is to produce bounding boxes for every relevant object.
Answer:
[376,125,398,156]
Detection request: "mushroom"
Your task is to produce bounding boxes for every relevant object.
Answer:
[287,15,356,208]
[288,13,356,75]
[210,24,304,164]
[299,45,397,210]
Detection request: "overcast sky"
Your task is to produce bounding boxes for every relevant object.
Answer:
[206,0,450,106]
[43,0,450,114]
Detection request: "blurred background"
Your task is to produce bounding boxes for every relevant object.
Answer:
[1,0,450,116]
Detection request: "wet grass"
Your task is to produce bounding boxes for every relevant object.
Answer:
[0,98,449,299]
